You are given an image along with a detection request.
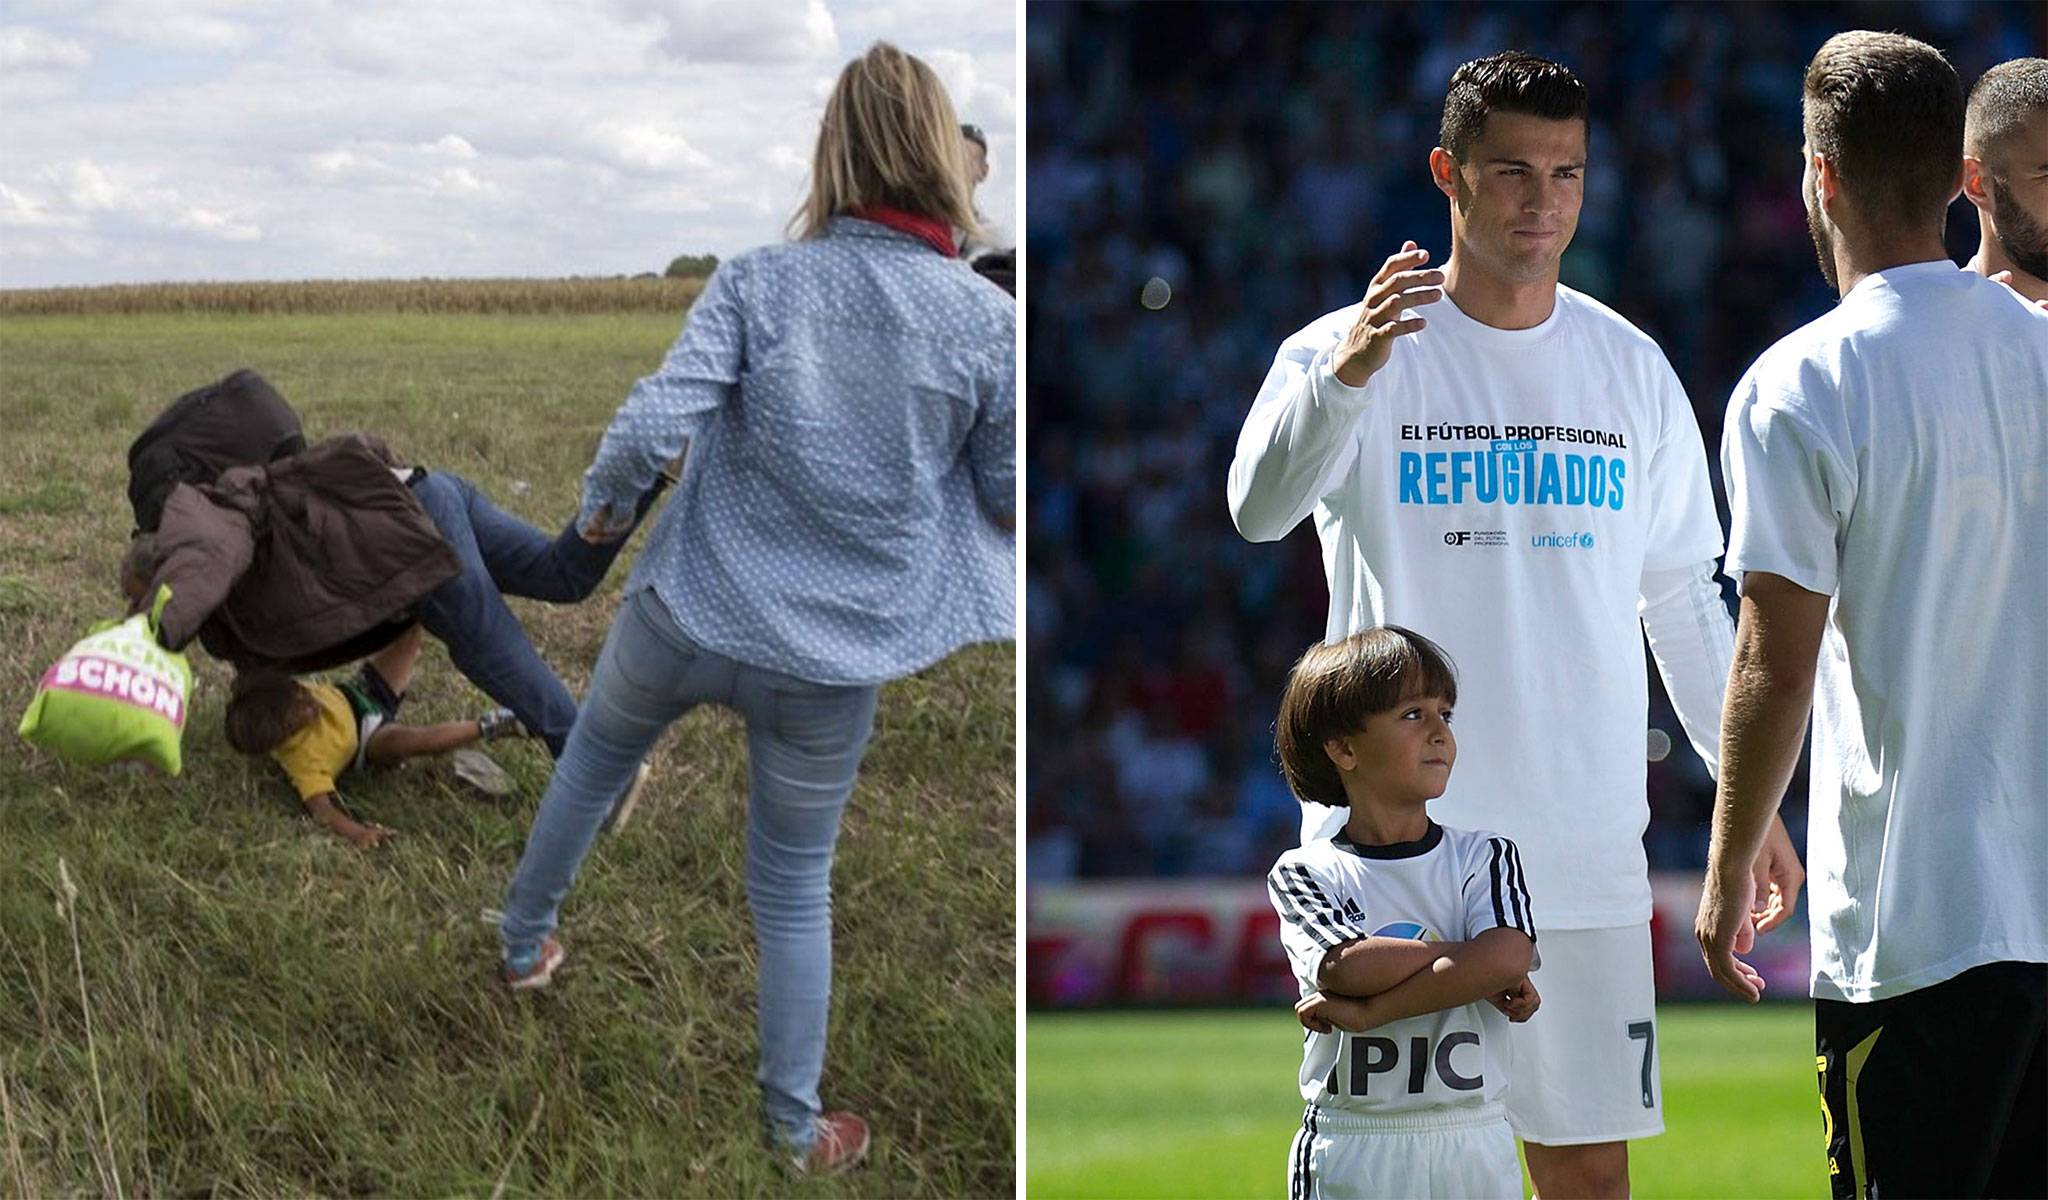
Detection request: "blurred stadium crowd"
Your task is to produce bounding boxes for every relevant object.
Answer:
[1024,1,2040,881]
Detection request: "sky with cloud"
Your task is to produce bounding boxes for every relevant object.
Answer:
[0,0,1015,287]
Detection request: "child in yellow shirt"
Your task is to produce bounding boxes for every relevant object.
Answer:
[223,625,523,847]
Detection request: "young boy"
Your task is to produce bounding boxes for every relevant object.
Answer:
[221,624,523,848]
[1267,626,1539,1200]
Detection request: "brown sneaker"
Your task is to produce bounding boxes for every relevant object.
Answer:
[791,1112,870,1175]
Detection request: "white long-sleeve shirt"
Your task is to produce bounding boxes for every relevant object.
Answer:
[1230,286,1729,928]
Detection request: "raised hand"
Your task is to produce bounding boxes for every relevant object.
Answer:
[1332,240,1444,387]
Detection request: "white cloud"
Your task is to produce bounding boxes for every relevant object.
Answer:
[84,0,274,52]
[425,166,498,199]
[425,134,479,159]
[0,25,90,69]
[0,181,86,229]
[47,159,174,213]
[589,120,713,174]
[173,206,262,240]
[620,0,840,65]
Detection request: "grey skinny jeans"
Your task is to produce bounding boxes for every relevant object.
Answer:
[500,587,880,1150]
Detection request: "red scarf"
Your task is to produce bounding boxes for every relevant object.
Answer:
[851,206,958,258]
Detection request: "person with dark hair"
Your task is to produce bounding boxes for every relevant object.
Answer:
[1268,626,1538,1199]
[1962,57,2048,303]
[219,625,524,848]
[1230,50,1802,1198]
[1699,31,2048,1200]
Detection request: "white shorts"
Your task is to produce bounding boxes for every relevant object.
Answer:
[1287,1102,1522,1199]
[1503,923,1663,1145]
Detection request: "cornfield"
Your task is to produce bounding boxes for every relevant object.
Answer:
[0,276,707,316]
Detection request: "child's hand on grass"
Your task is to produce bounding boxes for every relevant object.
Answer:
[1296,990,1375,1034]
[307,792,397,849]
[339,820,398,850]
[1488,975,1540,1023]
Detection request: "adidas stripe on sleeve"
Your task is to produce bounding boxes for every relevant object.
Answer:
[1268,856,1368,983]
[1465,834,1537,944]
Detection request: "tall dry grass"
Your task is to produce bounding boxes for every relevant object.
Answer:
[0,277,707,316]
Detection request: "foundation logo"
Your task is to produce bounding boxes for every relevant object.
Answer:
[1372,921,1440,941]
[1444,530,1508,547]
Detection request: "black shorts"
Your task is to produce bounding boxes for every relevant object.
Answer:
[334,663,404,773]
[1816,960,2046,1199]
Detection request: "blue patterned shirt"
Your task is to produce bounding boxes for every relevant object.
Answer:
[579,217,1016,686]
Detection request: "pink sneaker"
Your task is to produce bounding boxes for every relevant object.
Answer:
[791,1112,871,1175]
[505,936,566,990]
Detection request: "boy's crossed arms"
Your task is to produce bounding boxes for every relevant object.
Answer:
[1298,927,1539,1036]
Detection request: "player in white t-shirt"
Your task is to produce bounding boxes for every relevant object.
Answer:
[1698,32,2048,1200]
[1267,626,1538,1200]
[1229,51,1804,1199]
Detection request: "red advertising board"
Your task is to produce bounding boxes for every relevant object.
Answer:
[1027,873,1809,1007]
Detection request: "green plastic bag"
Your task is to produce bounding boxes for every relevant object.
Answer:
[18,586,193,775]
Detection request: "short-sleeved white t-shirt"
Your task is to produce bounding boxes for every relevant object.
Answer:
[1236,287,1724,927]
[1723,261,2048,1002]
[1267,822,1536,1116]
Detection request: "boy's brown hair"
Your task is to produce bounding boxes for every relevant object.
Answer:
[1275,627,1459,809]
[223,672,317,755]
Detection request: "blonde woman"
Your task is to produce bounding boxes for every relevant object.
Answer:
[496,43,1013,1173]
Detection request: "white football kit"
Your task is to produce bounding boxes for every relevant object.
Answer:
[1268,822,1535,1199]
[1232,285,1731,1142]
[1723,261,2048,1002]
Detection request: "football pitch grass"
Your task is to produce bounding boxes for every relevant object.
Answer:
[1028,1004,1826,1198]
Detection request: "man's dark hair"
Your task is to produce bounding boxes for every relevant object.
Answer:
[223,672,316,755]
[1966,58,2048,165]
[1803,32,1964,228]
[1439,51,1588,159]
[118,533,159,610]
[960,122,987,150]
[1275,627,1459,809]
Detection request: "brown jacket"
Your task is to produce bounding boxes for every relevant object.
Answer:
[146,433,459,672]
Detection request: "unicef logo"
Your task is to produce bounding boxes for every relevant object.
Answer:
[1372,920,1440,941]
[1531,531,1597,550]
[1578,531,1595,548]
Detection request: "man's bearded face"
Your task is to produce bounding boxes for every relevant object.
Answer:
[1989,172,2048,280]
[1803,148,1841,293]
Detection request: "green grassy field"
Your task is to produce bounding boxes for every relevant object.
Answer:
[1027,1006,1826,1198]
[0,302,1015,1197]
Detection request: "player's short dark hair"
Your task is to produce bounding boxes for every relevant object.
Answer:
[1439,51,1588,160]
[1803,32,1964,228]
[960,122,987,150]
[1275,627,1459,809]
[1966,58,2048,166]
[223,672,316,755]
